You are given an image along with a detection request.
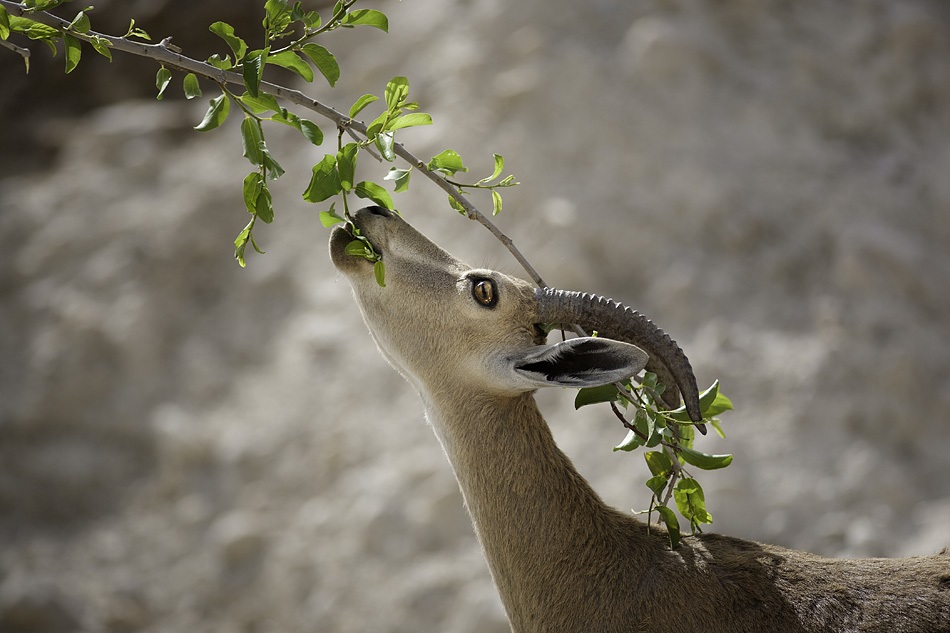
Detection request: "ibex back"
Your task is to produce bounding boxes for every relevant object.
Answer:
[330,205,950,633]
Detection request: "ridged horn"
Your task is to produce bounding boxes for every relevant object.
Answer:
[536,288,704,426]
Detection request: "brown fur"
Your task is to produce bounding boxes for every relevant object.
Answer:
[330,206,950,633]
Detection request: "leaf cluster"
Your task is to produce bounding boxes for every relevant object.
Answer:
[166,3,514,272]
[0,1,113,72]
[186,0,389,266]
[576,374,734,548]
[427,150,518,217]
[2,0,520,273]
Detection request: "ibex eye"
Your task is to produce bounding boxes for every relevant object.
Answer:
[472,279,497,307]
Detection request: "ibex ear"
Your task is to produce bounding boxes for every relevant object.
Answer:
[511,337,649,388]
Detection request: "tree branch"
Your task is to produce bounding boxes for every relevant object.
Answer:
[0,36,30,66]
[0,0,548,288]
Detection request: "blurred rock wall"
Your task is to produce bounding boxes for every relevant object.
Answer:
[1,0,948,631]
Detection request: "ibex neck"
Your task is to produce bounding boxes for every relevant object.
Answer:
[422,390,647,628]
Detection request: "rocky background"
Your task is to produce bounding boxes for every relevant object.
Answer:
[1,0,949,631]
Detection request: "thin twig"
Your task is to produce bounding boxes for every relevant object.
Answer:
[661,444,682,508]
[0,36,30,64]
[610,402,649,441]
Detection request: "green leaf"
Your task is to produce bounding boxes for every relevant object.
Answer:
[209,21,247,63]
[641,371,659,391]
[24,0,69,10]
[249,232,266,255]
[270,109,322,145]
[655,505,681,549]
[319,204,344,228]
[613,429,642,453]
[9,16,60,41]
[691,380,734,418]
[575,384,619,409]
[302,155,341,203]
[375,131,395,162]
[155,66,172,100]
[669,379,733,422]
[678,421,696,451]
[0,7,11,40]
[698,381,722,412]
[635,409,656,445]
[384,167,411,193]
[242,172,264,214]
[337,143,359,191]
[194,92,230,131]
[645,423,663,447]
[297,119,323,146]
[374,260,386,288]
[491,189,503,216]
[345,239,374,259]
[710,419,726,439]
[302,10,321,29]
[428,149,468,176]
[266,50,314,82]
[387,112,432,131]
[263,0,293,35]
[241,117,265,165]
[207,53,233,71]
[255,185,274,223]
[300,43,339,87]
[645,474,669,498]
[123,18,150,41]
[365,109,391,139]
[67,9,91,34]
[182,73,202,99]
[477,154,506,185]
[340,9,388,31]
[677,447,733,471]
[0,7,9,38]
[644,450,673,478]
[674,478,713,530]
[448,192,467,215]
[349,94,379,118]
[262,152,284,180]
[242,48,268,97]
[703,391,734,418]
[88,35,111,61]
[241,92,281,114]
[63,33,81,74]
[384,76,409,111]
[234,223,252,268]
[354,181,394,210]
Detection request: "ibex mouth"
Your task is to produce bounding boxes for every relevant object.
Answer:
[329,213,384,271]
[329,222,362,269]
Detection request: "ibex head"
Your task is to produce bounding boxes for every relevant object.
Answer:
[330,205,701,420]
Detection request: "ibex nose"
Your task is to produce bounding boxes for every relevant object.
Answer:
[365,205,394,218]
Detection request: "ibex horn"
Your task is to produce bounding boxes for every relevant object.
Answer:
[536,288,704,428]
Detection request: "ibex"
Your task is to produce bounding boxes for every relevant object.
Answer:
[330,205,950,633]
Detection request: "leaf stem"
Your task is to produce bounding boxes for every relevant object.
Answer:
[610,401,649,442]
